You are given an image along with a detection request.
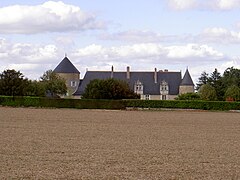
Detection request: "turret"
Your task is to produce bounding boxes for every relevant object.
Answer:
[179,68,194,94]
[54,56,80,97]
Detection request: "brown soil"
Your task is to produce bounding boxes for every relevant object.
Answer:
[0,107,240,179]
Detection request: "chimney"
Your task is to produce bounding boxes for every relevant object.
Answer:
[111,66,114,78]
[154,68,157,83]
[127,66,130,79]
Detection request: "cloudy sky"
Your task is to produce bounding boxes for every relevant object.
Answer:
[0,0,240,82]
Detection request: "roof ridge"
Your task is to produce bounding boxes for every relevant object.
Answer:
[54,57,80,74]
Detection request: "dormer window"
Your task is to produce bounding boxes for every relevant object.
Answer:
[160,80,169,95]
[134,80,143,95]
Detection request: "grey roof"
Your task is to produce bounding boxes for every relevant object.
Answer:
[181,69,194,86]
[54,57,80,74]
[74,71,182,96]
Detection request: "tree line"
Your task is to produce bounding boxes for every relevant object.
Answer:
[177,67,240,101]
[0,69,67,97]
[1,67,239,101]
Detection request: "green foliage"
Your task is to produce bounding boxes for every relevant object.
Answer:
[196,71,209,90]
[198,84,217,101]
[82,78,139,99]
[1,96,240,111]
[0,96,125,110]
[25,80,46,97]
[0,69,29,96]
[124,100,240,111]
[175,93,200,100]
[40,70,67,97]
[225,85,240,101]
[222,67,240,87]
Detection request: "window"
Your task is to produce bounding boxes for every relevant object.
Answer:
[134,80,143,95]
[162,95,166,100]
[71,81,76,87]
[145,94,150,100]
[160,80,169,95]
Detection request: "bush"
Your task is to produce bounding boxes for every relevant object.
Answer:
[198,84,217,101]
[175,93,200,100]
[82,79,139,99]
[225,85,240,101]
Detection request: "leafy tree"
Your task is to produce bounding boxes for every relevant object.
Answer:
[221,67,240,88]
[196,71,209,90]
[40,70,67,97]
[0,69,29,96]
[224,85,240,101]
[82,78,139,99]
[25,80,46,97]
[198,84,217,101]
[175,92,200,100]
[208,68,224,100]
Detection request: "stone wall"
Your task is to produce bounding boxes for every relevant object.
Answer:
[179,85,194,94]
[57,73,80,96]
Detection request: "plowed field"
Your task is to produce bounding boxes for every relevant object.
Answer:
[0,107,240,179]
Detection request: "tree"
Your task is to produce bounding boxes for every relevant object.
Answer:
[225,85,240,101]
[196,71,209,90]
[208,68,224,100]
[0,69,29,96]
[40,70,67,97]
[198,84,217,101]
[82,78,139,99]
[222,67,240,88]
[25,80,46,97]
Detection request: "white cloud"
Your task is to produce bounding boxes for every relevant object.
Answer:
[166,44,224,59]
[0,38,61,79]
[73,43,225,67]
[198,28,240,44]
[167,0,198,10]
[0,1,104,34]
[215,0,240,10]
[167,0,240,10]
[0,37,232,81]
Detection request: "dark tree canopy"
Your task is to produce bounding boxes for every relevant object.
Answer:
[40,70,67,97]
[82,78,139,99]
[222,67,240,88]
[0,69,28,96]
[196,71,209,90]
[25,80,46,97]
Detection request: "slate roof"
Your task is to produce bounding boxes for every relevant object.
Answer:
[54,57,80,74]
[181,69,194,86]
[73,71,182,96]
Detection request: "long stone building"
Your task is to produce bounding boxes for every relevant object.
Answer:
[54,56,194,100]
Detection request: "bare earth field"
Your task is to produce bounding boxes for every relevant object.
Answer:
[0,107,240,179]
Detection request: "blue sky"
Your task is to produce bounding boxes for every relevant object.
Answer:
[0,0,240,82]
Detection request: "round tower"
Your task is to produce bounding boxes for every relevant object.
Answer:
[53,56,80,97]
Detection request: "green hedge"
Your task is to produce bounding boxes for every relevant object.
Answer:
[0,96,125,110]
[123,100,240,111]
[0,96,240,111]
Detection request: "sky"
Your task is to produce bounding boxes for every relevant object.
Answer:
[0,0,240,83]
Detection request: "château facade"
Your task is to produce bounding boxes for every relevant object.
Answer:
[54,56,194,100]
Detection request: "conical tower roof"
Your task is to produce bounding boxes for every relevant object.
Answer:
[181,69,194,86]
[54,57,80,74]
